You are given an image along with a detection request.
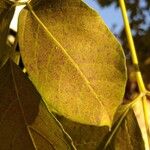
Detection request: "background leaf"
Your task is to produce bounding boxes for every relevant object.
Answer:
[55,108,145,150]
[0,0,15,68]
[18,0,127,127]
[0,59,74,150]
[56,114,109,150]
[101,110,145,150]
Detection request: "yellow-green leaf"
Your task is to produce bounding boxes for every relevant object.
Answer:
[0,59,74,149]
[0,0,15,68]
[18,0,127,127]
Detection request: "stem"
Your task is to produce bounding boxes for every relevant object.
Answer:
[119,0,145,91]
[119,0,150,147]
[11,0,31,7]
[146,91,150,96]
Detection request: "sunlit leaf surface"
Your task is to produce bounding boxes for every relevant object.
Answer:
[18,0,127,126]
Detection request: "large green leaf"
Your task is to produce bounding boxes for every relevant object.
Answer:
[0,59,74,149]
[0,0,15,68]
[18,0,127,127]
[101,110,145,150]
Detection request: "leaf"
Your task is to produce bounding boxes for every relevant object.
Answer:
[133,98,150,150]
[0,0,15,68]
[101,110,145,150]
[18,0,127,127]
[0,59,75,150]
[56,114,109,150]
[113,93,143,123]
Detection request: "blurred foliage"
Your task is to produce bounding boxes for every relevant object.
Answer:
[98,0,150,99]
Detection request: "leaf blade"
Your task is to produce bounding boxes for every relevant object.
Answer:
[101,109,145,150]
[18,0,127,126]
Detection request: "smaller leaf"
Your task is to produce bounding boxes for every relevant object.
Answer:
[0,59,74,150]
[114,93,143,123]
[101,109,145,150]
